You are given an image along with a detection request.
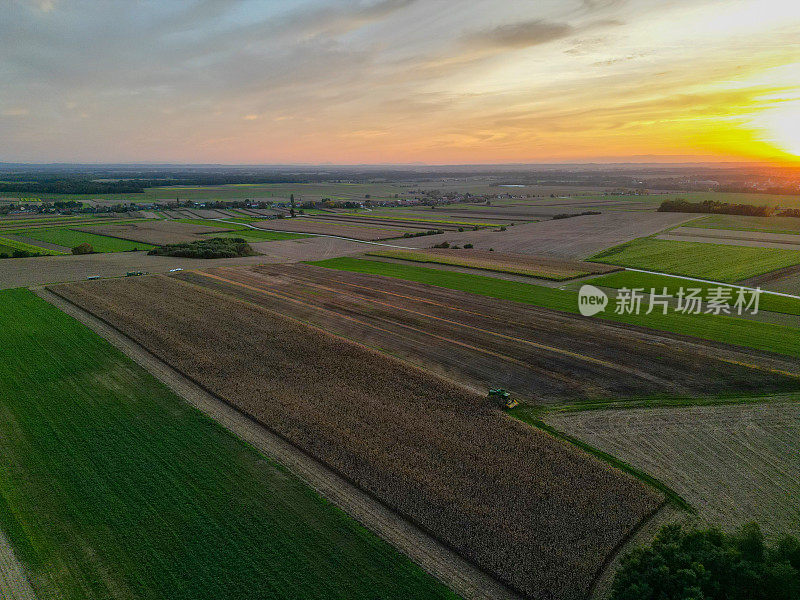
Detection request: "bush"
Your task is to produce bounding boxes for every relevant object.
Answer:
[611,523,800,600]
[658,199,772,216]
[0,253,8,259]
[72,243,95,255]
[464,243,473,249]
[432,241,450,249]
[148,237,256,259]
[552,211,602,220]
[12,250,36,258]
[499,226,507,231]
[458,227,464,232]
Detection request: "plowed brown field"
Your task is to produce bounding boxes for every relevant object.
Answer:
[51,274,662,600]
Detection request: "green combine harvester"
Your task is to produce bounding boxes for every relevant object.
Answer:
[488,388,518,409]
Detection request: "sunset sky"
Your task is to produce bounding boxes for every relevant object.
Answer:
[1,0,799,164]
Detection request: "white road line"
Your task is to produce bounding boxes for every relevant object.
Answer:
[623,268,800,301]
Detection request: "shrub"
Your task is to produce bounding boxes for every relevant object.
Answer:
[464,243,473,249]
[499,226,507,231]
[72,243,95,255]
[611,523,800,600]
[458,227,464,232]
[658,199,772,216]
[12,250,36,258]
[148,237,256,259]
[0,253,8,259]
[432,241,450,249]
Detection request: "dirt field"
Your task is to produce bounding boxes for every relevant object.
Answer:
[179,264,799,403]
[364,248,619,280]
[544,401,800,538]
[39,287,520,600]
[400,212,694,259]
[51,274,663,600]
[252,218,428,240]
[77,220,232,245]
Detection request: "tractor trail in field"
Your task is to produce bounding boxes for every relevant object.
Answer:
[187,264,800,404]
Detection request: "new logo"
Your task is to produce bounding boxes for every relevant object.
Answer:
[578,285,608,316]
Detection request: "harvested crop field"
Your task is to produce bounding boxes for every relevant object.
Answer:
[77,220,233,245]
[365,248,618,280]
[127,265,800,402]
[543,401,800,538]
[51,274,664,600]
[400,212,693,259]
[251,218,428,240]
[0,289,456,600]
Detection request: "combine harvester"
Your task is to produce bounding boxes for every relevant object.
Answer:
[488,388,518,409]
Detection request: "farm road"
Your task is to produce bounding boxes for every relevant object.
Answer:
[36,287,522,600]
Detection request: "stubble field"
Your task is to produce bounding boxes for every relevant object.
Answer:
[51,273,664,600]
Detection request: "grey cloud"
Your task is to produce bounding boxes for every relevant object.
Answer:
[468,20,574,50]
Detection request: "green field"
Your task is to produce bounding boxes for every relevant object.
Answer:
[0,288,457,600]
[0,236,64,256]
[586,271,800,316]
[309,258,800,359]
[15,228,153,253]
[691,214,800,234]
[590,237,800,282]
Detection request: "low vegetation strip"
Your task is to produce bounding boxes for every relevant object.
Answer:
[587,271,800,316]
[692,214,800,235]
[147,237,256,258]
[0,288,458,600]
[309,258,800,359]
[364,248,610,280]
[52,275,663,600]
[589,237,800,282]
[12,228,153,252]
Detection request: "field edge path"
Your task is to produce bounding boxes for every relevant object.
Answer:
[35,287,521,600]
[0,528,37,600]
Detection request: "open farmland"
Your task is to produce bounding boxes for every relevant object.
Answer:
[310,258,800,359]
[692,214,800,235]
[585,271,800,317]
[0,236,63,255]
[251,217,429,240]
[10,227,153,252]
[51,274,664,600]
[591,237,800,282]
[77,220,236,245]
[365,248,618,280]
[541,401,800,538]
[398,211,693,258]
[164,264,800,404]
[659,226,800,249]
[0,288,457,600]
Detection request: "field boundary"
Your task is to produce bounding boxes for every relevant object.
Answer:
[37,286,522,600]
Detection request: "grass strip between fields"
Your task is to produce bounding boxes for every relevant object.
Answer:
[10,228,154,252]
[0,236,64,255]
[0,288,458,600]
[308,257,800,359]
[584,270,800,316]
[508,408,694,512]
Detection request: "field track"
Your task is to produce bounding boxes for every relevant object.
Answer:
[0,530,36,600]
[37,287,519,600]
[50,274,663,600]
[177,264,800,403]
